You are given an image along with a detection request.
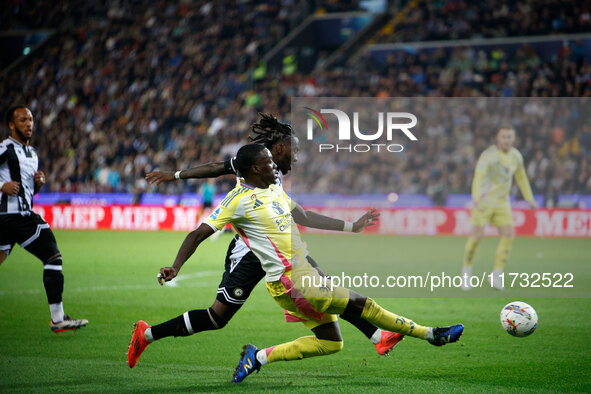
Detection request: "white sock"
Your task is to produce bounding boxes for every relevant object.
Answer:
[255,350,268,366]
[493,269,503,277]
[461,266,472,277]
[370,329,382,344]
[461,266,473,290]
[424,327,434,341]
[144,327,154,342]
[49,302,64,323]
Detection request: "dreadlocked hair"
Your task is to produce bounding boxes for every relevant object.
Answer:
[248,113,293,149]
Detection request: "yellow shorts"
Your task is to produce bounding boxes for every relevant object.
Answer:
[470,205,513,227]
[266,261,350,328]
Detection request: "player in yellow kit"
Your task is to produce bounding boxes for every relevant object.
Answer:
[132,144,463,383]
[461,126,537,290]
[143,114,404,357]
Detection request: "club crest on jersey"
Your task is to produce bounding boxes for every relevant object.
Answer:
[272,201,284,215]
[209,207,222,220]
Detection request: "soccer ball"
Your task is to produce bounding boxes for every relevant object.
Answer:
[500,301,538,337]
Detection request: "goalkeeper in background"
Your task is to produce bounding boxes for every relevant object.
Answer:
[461,126,537,290]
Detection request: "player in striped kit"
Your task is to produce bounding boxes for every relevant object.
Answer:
[0,105,88,332]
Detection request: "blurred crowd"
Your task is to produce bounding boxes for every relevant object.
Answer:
[376,0,591,43]
[2,0,314,195]
[354,41,591,97]
[1,0,590,205]
[293,97,591,208]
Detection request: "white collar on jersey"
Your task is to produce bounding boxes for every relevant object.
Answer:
[8,136,30,148]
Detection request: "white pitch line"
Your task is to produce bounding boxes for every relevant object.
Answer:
[0,271,220,296]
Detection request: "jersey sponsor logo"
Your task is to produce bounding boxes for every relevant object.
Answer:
[271,201,284,215]
[274,212,292,232]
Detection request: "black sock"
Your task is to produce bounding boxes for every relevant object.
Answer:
[339,313,379,340]
[43,268,64,304]
[151,308,225,340]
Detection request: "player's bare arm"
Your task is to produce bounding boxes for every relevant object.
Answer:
[33,170,45,194]
[146,161,231,185]
[158,223,215,285]
[291,203,379,233]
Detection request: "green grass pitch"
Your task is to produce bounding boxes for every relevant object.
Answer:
[1,231,590,392]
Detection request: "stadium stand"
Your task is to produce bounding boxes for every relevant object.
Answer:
[375,0,591,43]
[0,0,589,205]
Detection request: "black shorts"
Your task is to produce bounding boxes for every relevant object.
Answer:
[216,235,265,306]
[0,211,58,259]
[202,200,213,209]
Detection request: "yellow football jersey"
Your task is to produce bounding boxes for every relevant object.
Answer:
[472,145,534,208]
[205,180,307,282]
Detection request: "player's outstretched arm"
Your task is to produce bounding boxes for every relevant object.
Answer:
[146,161,232,186]
[292,203,379,232]
[158,223,215,285]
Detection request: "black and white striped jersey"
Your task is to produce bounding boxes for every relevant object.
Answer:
[0,137,38,214]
